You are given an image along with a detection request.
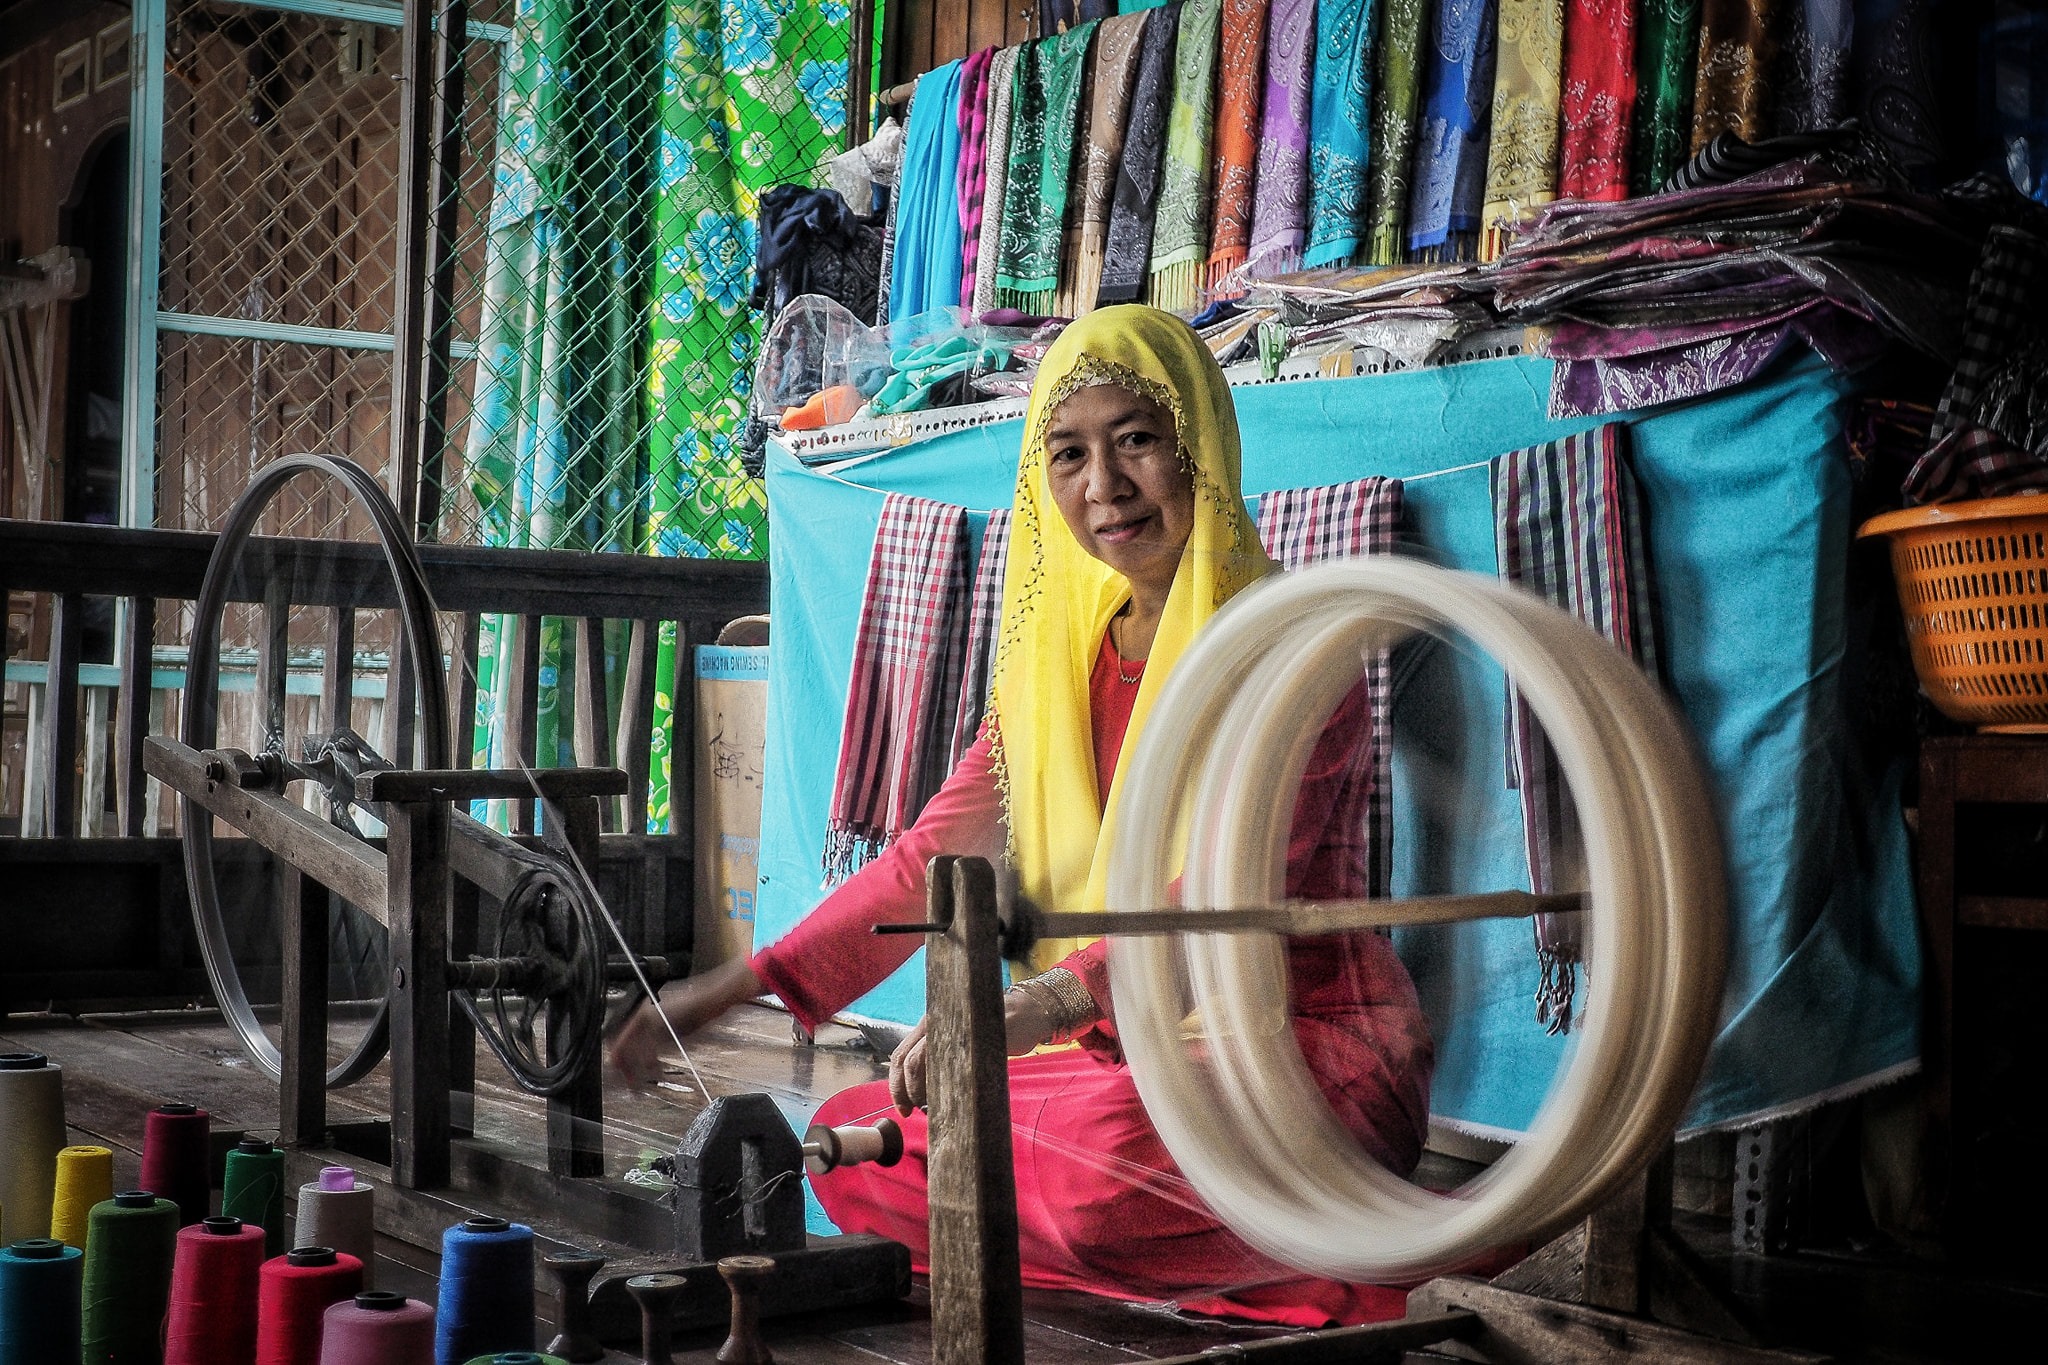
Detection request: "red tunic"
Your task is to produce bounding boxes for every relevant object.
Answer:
[754,638,1435,1327]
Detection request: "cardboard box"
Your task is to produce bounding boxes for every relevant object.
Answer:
[692,644,768,973]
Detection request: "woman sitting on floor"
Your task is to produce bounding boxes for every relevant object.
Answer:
[610,304,1434,1327]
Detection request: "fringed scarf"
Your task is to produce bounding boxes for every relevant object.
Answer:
[1101,4,1182,305]
[973,47,1022,318]
[1481,0,1565,261]
[824,494,973,882]
[950,509,1014,771]
[1491,424,1658,1034]
[1249,0,1315,277]
[1558,0,1638,203]
[998,22,1102,311]
[1205,0,1269,295]
[1067,12,1151,315]
[1148,0,1223,314]
[1306,0,1381,268]
[1690,0,1780,152]
[1408,0,1499,260]
[1256,476,1406,898]
[957,47,997,309]
[1367,0,1428,265]
[1629,0,1701,194]
[890,61,966,321]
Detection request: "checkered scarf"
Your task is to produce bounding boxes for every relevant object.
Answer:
[1256,476,1405,899]
[824,494,973,883]
[950,509,1012,772]
[1492,423,1658,1034]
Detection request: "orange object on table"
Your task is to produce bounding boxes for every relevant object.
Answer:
[781,385,864,430]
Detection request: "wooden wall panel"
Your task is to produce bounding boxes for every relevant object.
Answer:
[881,0,1041,99]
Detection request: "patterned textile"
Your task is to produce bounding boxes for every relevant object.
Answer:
[1491,424,1657,1033]
[1689,0,1780,152]
[1481,0,1565,260]
[957,48,997,310]
[1148,0,1223,312]
[1771,0,1850,134]
[825,494,973,882]
[1367,0,1429,264]
[1557,0,1637,203]
[999,23,1102,307]
[1249,0,1317,275]
[890,60,966,321]
[1408,0,1499,257]
[1629,0,1701,194]
[950,509,1014,770]
[1931,225,2048,455]
[1306,0,1381,268]
[1042,0,1118,27]
[1205,0,1270,290]
[1101,4,1182,304]
[1903,423,2048,506]
[1071,14,1150,312]
[973,47,1022,318]
[1852,0,1940,179]
[1256,477,1406,898]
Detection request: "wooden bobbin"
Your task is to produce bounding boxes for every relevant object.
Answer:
[800,1118,904,1175]
[625,1271,686,1365]
[540,1249,606,1363]
[716,1255,775,1365]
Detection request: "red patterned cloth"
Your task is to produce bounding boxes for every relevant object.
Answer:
[1206,0,1270,290]
[956,47,998,310]
[822,493,972,882]
[1558,0,1638,202]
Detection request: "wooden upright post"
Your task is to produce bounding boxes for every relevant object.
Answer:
[547,794,606,1177]
[387,796,452,1189]
[924,855,1025,1365]
[279,866,329,1147]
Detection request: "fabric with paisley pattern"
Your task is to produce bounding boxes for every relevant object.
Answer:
[1067,12,1151,314]
[1629,0,1701,193]
[1407,0,1498,257]
[1099,3,1181,303]
[1306,0,1381,267]
[1205,0,1270,292]
[1147,0,1223,312]
[1557,0,1638,202]
[1480,0,1565,259]
[1366,0,1429,263]
[1689,0,1781,152]
[998,22,1102,308]
[1248,0,1316,275]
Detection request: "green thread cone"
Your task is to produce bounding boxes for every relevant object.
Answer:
[81,1194,178,1365]
[219,1142,286,1256]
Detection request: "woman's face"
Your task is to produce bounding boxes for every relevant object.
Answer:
[1042,383,1195,596]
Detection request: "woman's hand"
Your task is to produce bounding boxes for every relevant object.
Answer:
[608,957,763,1089]
[885,987,1062,1114]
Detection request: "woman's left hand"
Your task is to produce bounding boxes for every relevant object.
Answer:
[885,989,1061,1113]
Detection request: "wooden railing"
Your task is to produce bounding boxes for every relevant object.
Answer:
[0,517,768,1010]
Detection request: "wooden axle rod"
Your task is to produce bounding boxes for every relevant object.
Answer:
[874,888,1585,948]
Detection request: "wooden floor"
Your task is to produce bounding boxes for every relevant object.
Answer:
[11,1004,2048,1363]
[0,1003,1313,1363]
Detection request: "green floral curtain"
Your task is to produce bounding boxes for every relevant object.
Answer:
[642,0,850,830]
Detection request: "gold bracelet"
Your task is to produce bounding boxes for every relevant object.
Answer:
[1011,967,1099,1043]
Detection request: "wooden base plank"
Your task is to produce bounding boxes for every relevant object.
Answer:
[1406,1277,1832,1365]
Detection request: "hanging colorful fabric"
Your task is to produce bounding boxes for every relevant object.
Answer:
[1480,0,1565,260]
[1852,0,1941,178]
[997,22,1101,310]
[1305,0,1380,268]
[1557,0,1637,202]
[892,60,967,319]
[1408,0,1498,258]
[1366,0,1428,264]
[1148,0,1223,313]
[1689,0,1780,152]
[1772,0,1851,134]
[973,47,1023,317]
[1099,3,1182,304]
[1629,0,1700,192]
[1071,13,1152,313]
[957,47,997,309]
[1248,0,1314,276]
[1204,0,1269,293]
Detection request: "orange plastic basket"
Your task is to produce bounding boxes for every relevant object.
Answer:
[1858,492,2048,731]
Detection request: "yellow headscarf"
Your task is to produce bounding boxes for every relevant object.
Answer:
[991,305,1275,972]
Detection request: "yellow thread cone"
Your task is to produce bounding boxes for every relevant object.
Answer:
[51,1145,113,1249]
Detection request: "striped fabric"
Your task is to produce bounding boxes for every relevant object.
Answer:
[1257,476,1405,898]
[824,494,973,883]
[1491,423,1658,1034]
[950,509,1013,771]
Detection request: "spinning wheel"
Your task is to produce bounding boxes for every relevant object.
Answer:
[177,454,608,1098]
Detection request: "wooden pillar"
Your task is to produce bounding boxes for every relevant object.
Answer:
[42,590,82,836]
[924,855,1025,1365]
[117,596,156,836]
[280,866,329,1147]
[387,796,452,1189]
[547,794,606,1178]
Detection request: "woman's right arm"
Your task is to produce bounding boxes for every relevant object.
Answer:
[610,731,1006,1085]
